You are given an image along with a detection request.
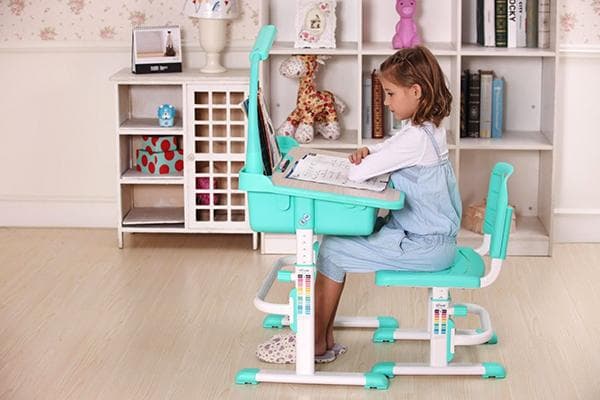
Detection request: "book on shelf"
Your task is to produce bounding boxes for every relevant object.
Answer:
[483,0,495,47]
[460,69,470,138]
[538,0,550,48]
[476,0,484,45]
[479,70,494,139]
[516,0,528,47]
[469,1,551,49]
[491,77,505,138]
[467,71,481,138]
[507,0,518,47]
[362,75,372,139]
[526,0,538,47]
[371,69,385,139]
[463,0,478,44]
[495,0,508,47]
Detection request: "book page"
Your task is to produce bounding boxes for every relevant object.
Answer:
[285,153,390,192]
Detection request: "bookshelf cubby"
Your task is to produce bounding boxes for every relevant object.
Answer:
[111,69,258,248]
[258,0,558,256]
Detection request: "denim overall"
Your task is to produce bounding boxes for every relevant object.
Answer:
[316,125,462,283]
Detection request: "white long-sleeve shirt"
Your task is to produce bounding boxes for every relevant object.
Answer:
[348,121,449,182]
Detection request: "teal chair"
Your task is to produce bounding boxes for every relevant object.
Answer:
[371,162,514,379]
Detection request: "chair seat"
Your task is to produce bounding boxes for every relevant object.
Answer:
[375,247,485,289]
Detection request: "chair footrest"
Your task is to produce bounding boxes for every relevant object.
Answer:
[371,362,506,379]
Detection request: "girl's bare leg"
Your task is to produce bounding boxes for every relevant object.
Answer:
[314,273,345,355]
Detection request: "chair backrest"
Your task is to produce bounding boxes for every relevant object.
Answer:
[482,162,514,260]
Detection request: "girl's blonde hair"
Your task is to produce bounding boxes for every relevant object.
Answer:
[379,46,452,127]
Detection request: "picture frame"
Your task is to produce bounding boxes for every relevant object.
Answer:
[131,25,182,74]
[294,0,337,49]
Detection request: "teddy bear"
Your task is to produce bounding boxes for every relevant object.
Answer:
[393,0,421,49]
[276,55,346,144]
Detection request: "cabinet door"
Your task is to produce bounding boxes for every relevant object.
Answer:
[185,83,251,231]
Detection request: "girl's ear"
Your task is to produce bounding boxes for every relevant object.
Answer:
[411,84,422,100]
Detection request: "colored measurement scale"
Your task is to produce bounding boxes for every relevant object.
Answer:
[296,269,313,316]
[433,304,448,335]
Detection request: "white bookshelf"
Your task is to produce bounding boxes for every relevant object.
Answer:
[258,0,558,256]
[110,68,258,249]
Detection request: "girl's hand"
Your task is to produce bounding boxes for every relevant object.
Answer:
[349,147,370,165]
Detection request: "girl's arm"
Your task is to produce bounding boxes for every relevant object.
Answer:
[348,129,425,182]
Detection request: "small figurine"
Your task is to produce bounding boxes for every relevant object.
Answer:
[157,104,176,127]
[393,0,421,49]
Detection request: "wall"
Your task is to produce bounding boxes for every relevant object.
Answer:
[0,0,598,242]
[555,0,600,241]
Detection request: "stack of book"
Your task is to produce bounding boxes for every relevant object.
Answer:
[464,0,551,48]
[460,69,505,139]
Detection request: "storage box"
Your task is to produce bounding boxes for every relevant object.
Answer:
[136,149,183,175]
[141,136,178,152]
[463,200,516,234]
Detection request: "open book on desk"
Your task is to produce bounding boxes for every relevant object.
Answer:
[280,150,390,192]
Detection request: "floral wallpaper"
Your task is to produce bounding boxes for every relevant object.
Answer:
[560,0,600,45]
[0,0,259,44]
[0,1,598,47]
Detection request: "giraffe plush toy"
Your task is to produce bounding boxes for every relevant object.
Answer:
[277,55,346,144]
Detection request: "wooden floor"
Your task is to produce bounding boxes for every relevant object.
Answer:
[0,228,599,400]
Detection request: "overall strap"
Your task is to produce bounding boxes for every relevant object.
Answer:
[422,124,445,162]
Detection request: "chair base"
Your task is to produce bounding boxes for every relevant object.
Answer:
[235,369,389,389]
[372,362,506,379]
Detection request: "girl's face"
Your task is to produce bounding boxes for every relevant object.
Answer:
[380,76,421,121]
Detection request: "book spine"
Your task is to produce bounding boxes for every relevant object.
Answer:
[479,70,494,139]
[495,0,508,47]
[460,69,469,138]
[516,0,527,47]
[463,0,478,44]
[507,0,518,47]
[538,0,550,48]
[467,72,481,138]
[477,0,485,46]
[526,0,538,48]
[362,76,372,139]
[484,0,495,46]
[371,70,385,139]
[491,77,505,138]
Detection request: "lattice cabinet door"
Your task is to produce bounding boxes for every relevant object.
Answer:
[185,82,251,231]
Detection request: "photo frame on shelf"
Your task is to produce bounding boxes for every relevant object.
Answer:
[132,25,182,74]
[294,0,336,49]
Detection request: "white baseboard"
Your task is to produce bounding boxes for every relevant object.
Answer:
[0,196,116,228]
[553,213,600,243]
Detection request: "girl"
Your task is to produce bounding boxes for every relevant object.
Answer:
[314,46,462,362]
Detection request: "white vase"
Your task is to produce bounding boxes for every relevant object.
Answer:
[199,18,227,73]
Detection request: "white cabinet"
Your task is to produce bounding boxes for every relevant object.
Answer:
[110,68,257,248]
[258,0,558,256]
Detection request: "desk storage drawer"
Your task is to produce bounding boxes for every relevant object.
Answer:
[247,192,378,236]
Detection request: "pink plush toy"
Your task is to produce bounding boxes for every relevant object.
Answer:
[393,0,421,49]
